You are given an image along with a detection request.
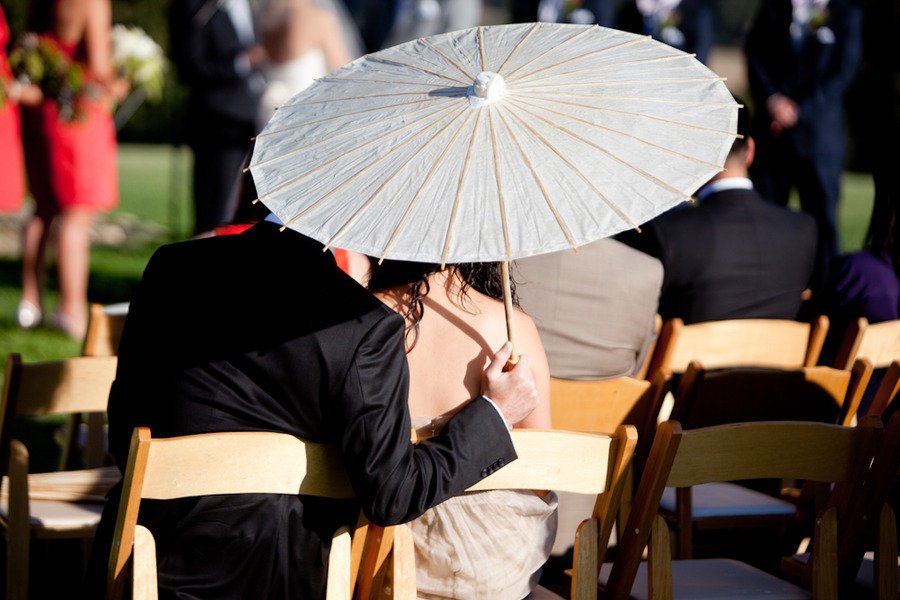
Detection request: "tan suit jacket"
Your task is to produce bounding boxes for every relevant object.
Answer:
[516,239,663,380]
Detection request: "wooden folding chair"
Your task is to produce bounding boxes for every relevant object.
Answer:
[834,318,900,370]
[0,353,119,600]
[867,361,900,418]
[550,372,668,554]
[107,427,415,600]
[388,427,637,600]
[82,303,129,358]
[645,316,829,379]
[600,419,881,600]
[660,359,873,560]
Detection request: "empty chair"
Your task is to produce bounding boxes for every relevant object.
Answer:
[601,418,881,600]
[0,353,119,600]
[834,318,900,370]
[645,316,829,379]
[107,427,414,600]
[662,359,872,559]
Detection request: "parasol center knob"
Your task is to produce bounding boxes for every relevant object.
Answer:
[469,71,506,107]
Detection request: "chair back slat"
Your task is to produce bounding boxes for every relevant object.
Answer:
[9,356,117,417]
[854,320,900,369]
[551,377,652,432]
[82,303,128,357]
[666,421,863,488]
[869,361,900,418]
[140,431,353,500]
[467,430,617,495]
[667,319,814,373]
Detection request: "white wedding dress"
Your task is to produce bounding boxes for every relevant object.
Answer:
[258,48,328,128]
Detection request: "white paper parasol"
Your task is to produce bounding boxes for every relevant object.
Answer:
[249,23,739,354]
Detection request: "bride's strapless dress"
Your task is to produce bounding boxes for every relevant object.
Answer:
[409,417,559,600]
[259,49,328,127]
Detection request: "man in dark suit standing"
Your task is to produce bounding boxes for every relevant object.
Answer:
[620,107,817,324]
[86,220,537,599]
[170,0,265,235]
[616,0,714,64]
[745,0,862,285]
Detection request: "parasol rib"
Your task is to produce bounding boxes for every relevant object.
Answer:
[323,108,471,250]
[513,96,724,169]
[316,77,455,87]
[495,108,578,251]
[367,56,469,86]
[440,112,483,268]
[274,90,465,109]
[512,52,695,86]
[255,96,456,139]
[504,108,640,230]
[512,100,696,201]
[477,26,486,72]
[421,39,476,82]
[251,102,451,172]
[504,24,596,79]
[487,109,512,260]
[495,22,540,76]
[510,35,649,83]
[519,91,742,108]
[257,104,457,202]
[378,112,476,262]
[513,76,727,91]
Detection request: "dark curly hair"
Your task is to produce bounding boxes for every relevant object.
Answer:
[367,259,519,350]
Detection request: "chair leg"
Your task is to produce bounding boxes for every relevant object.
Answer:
[7,439,31,600]
[648,515,673,600]
[875,504,898,600]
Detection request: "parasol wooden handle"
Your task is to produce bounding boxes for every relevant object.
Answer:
[500,261,519,368]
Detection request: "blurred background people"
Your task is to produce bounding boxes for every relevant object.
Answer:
[169,0,265,235]
[616,0,713,64]
[620,105,817,324]
[0,5,29,214]
[256,0,353,128]
[382,0,482,48]
[745,0,862,288]
[516,240,663,380]
[19,0,126,339]
[536,0,613,26]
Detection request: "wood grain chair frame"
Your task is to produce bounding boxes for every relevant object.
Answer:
[107,427,413,600]
[82,303,128,358]
[388,427,637,600]
[0,353,118,600]
[601,419,882,600]
[835,318,900,370]
[663,359,873,559]
[645,316,829,380]
[868,361,900,418]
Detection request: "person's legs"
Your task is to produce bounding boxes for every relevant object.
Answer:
[19,204,57,326]
[55,207,96,338]
[796,156,842,287]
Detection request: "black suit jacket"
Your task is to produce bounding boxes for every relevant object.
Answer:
[745,0,862,158]
[93,223,516,599]
[169,0,262,129]
[621,187,817,324]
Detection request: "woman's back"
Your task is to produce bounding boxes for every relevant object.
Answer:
[375,270,550,426]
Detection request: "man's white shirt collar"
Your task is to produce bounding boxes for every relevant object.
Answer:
[696,177,754,203]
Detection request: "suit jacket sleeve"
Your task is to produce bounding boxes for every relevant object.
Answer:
[334,311,517,526]
[745,2,780,101]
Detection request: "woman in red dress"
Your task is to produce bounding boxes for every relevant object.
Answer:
[0,7,29,214]
[19,0,126,338]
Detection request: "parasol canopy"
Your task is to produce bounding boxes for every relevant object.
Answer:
[249,22,739,267]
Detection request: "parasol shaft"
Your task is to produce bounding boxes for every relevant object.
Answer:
[500,261,519,366]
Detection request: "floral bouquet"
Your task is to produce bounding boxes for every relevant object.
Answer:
[112,25,166,104]
[9,34,90,121]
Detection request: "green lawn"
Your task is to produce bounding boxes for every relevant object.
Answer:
[0,144,878,367]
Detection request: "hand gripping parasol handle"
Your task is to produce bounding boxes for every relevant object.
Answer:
[501,261,520,367]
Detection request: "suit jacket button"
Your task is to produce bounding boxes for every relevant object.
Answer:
[497,458,505,467]
[481,468,489,478]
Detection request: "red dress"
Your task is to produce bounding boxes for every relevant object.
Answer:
[0,7,25,212]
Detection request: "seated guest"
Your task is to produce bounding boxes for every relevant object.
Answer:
[84,219,539,599]
[368,259,557,600]
[516,240,663,380]
[620,105,817,324]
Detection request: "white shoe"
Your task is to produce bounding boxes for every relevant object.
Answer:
[16,301,42,329]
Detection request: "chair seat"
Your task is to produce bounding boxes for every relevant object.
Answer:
[1,497,105,531]
[599,558,811,600]
[792,552,900,591]
[660,483,797,518]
